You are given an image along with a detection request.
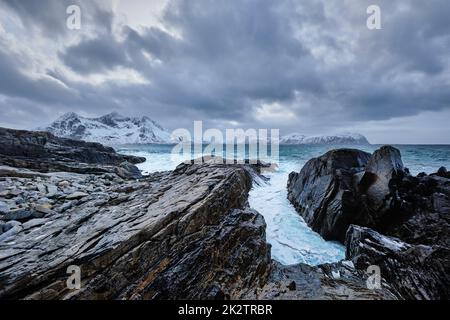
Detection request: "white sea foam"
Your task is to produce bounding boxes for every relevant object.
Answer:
[248,160,345,265]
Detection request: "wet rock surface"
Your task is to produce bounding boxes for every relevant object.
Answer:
[288,145,450,299]
[0,129,276,299]
[346,225,450,300]
[0,160,272,299]
[247,260,396,300]
[287,149,371,242]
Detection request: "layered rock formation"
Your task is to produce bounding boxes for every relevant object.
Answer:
[288,145,450,299]
[346,226,450,300]
[0,159,271,299]
[0,127,145,179]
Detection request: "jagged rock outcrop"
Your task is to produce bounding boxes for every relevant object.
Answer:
[346,225,450,300]
[288,145,450,299]
[0,127,145,179]
[287,146,411,242]
[287,149,371,242]
[0,160,271,300]
[379,169,450,247]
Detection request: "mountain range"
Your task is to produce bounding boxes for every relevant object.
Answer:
[279,133,370,145]
[39,112,370,146]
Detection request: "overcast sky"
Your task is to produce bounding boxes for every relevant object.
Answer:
[0,0,449,144]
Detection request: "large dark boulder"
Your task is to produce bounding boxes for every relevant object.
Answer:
[287,146,410,242]
[435,166,449,178]
[287,149,371,242]
[357,146,405,228]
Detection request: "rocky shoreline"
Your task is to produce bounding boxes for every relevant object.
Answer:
[0,127,145,179]
[0,128,448,300]
[287,146,449,299]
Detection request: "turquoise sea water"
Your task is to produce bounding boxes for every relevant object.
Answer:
[118,144,450,266]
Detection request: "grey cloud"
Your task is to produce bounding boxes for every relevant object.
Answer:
[0,0,449,143]
[1,0,69,35]
[0,48,77,105]
[56,0,322,125]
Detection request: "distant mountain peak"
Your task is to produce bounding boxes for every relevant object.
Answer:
[58,111,80,121]
[39,112,175,146]
[280,132,370,145]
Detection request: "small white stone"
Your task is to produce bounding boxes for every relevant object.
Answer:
[66,192,89,200]
[331,270,341,279]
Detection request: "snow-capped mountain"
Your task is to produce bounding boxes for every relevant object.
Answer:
[280,133,370,145]
[39,112,177,145]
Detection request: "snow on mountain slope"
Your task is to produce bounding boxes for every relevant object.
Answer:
[280,133,370,145]
[278,133,306,145]
[39,112,177,145]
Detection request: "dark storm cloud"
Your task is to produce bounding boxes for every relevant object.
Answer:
[0,0,449,139]
[60,34,128,74]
